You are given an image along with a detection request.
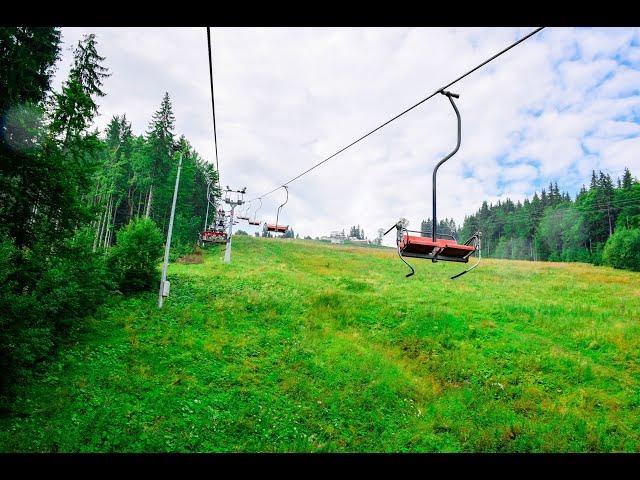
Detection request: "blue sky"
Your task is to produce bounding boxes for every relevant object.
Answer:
[53,27,640,243]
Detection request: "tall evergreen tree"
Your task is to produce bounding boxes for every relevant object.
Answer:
[144,92,176,221]
[622,167,634,190]
[50,34,109,143]
[0,27,62,248]
[461,169,639,265]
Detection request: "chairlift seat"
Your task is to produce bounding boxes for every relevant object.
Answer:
[400,234,475,263]
[248,220,260,226]
[200,230,227,244]
[267,224,288,233]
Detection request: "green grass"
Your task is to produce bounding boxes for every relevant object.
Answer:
[1,235,639,452]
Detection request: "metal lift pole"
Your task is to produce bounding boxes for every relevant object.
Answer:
[158,151,183,309]
[224,204,234,263]
[223,188,244,263]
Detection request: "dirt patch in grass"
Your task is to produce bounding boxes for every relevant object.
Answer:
[178,252,204,264]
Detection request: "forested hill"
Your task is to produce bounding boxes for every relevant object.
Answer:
[93,94,218,254]
[455,170,640,268]
[0,28,219,396]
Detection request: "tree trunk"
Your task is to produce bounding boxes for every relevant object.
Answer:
[136,190,142,218]
[106,198,117,247]
[127,186,135,222]
[94,198,108,252]
[101,195,113,250]
[145,184,153,218]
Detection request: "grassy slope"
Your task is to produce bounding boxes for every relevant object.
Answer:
[1,235,639,452]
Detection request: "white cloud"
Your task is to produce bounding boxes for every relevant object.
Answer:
[53,27,640,246]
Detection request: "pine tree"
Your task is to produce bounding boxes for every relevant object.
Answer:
[421,218,434,237]
[0,27,61,113]
[0,28,62,248]
[144,92,176,220]
[622,167,633,190]
[51,34,110,143]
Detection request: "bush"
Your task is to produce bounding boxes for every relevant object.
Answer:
[1,228,110,396]
[107,217,164,293]
[591,242,605,266]
[560,247,592,263]
[602,228,640,272]
[36,227,110,331]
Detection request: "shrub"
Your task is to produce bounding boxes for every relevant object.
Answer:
[107,217,163,293]
[591,242,605,266]
[602,228,640,272]
[560,247,592,263]
[36,227,110,332]
[1,228,110,396]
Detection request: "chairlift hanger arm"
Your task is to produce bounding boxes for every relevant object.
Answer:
[275,186,289,231]
[432,90,461,242]
[253,197,262,222]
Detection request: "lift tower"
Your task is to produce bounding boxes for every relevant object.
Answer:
[222,186,246,263]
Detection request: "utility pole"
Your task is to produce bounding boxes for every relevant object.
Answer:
[204,181,211,231]
[222,186,246,264]
[158,151,183,309]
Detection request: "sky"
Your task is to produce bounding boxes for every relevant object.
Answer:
[53,27,640,245]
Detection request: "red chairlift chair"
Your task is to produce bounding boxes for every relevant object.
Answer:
[200,229,227,244]
[235,202,249,221]
[199,182,225,246]
[248,198,262,226]
[266,224,288,233]
[266,186,290,235]
[384,90,482,279]
[199,210,228,246]
[240,200,256,221]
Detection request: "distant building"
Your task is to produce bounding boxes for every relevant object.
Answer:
[329,230,346,244]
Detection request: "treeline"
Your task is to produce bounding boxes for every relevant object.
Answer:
[349,225,365,240]
[457,169,640,270]
[92,92,217,255]
[419,218,459,239]
[0,28,217,397]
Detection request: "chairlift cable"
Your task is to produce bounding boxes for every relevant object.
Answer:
[248,27,545,202]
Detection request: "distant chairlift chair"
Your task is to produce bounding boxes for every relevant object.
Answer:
[385,90,482,279]
[200,208,228,246]
[249,198,262,226]
[237,201,251,221]
[266,186,290,235]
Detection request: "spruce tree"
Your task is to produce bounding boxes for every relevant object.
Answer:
[144,92,176,220]
[51,34,110,142]
[0,27,62,248]
[622,167,633,190]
